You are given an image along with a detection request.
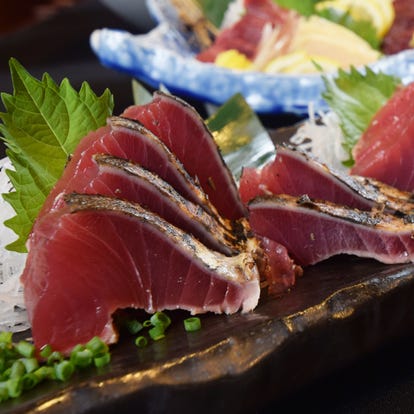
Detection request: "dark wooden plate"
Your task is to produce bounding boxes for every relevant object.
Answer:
[3,126,414,413]
[4,257,414,414]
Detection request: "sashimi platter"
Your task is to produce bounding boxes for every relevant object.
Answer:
[2,0,414,410]
[91,0,414,114]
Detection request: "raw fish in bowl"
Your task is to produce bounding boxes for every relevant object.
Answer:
[91,0,414,114]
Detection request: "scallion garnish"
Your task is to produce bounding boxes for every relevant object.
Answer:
[54,360,75,381]
[39,344,52,359]
[148,325,166,341]
[15,340,35,358]
[135,336,148,348]
[183,317,201,332]
[71,348,93,368]
[150,312,171,329]
[86,336,109,357]
[94,353,111,368]
[126,319,144,335]
[0,332,112,402]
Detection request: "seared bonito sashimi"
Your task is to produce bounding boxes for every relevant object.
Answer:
[22,92,298,353]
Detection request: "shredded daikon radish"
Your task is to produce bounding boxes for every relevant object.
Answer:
[289,104,349,173]
[0,158,29,332]
[221,0,245,29]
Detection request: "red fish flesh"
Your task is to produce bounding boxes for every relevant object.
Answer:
[122,92,246,221]
[254,235,302,295]
[240,146,414,214]
[248,194,414,266]
[196,0,296,63]
[22,194,261,353]
[88,154,243,256]
[350,82,414,192]
[37,116,222,224]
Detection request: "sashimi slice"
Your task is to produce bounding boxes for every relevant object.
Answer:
[255,235,302,295]
[248,194,414,266]
[240,146,414,214]
[121,91,247,221]
[196,0,295,62]
[22,194,260,353]
[89,154,243,255]
[350,82,414,192]
[37,116,223,226]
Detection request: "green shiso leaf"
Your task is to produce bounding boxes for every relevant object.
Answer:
[0,58,114,252]
[321,66,401,166]
[195,0,234,27]
[273,0,322,16]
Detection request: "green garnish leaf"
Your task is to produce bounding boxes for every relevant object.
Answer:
[273,0,322,16]
[321,66,400,165]
[206,93,267,155]
[195,0,234,28]
[206,93,273,179]
[0,58,114,252]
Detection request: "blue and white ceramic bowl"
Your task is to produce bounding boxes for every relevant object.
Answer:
[91,0,414,115]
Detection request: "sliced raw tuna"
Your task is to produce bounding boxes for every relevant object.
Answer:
[22,194,260,353]
[121,91,246,221]
[89,154,243,255]
[254,235,302,295]
[248,194,414,266]
[240,146,414,214]
[350,82,414,192]
[37,116,222,225]
[196,0,295,62]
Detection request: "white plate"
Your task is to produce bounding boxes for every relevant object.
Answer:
[90,0,414,115]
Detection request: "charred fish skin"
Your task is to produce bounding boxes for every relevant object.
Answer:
[121,91,247,221]
[22,193,260,353]
[63,193,259,285]
[248,194,414,266]
[92,154,244,255]
[108,115,220,217]
[240,145,414,216]
[286,145,414,215]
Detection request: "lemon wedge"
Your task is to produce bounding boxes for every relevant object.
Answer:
[316,0,394,39]
[215,49,252,70]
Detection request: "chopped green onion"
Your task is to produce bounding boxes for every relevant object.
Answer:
[143,320,152,328]
[0,382,8,402]
[33,366,54,381]
[39,344,52,359]
[148,325,165,341]
[0,332,12,344]
[135,336,148,348]
[0,332,114,402]
[184,317,201,332]
[94,353,111,368]
[22,373,40,390]
[150,312,171,329]
[10,360,25,379]
[86,337,108,357]
[71,349,93,368]
[47,351,63,366]
[15,340,35,358]
[20,358,39,374]
[54,360,75,381]
[126,319,144,335]
[7,378,23,398]
[2,368,11,380]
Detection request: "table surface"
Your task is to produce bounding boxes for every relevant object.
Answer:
[1,1,414,413]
